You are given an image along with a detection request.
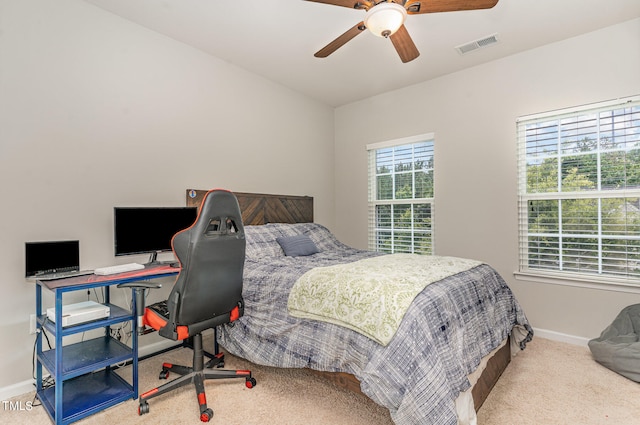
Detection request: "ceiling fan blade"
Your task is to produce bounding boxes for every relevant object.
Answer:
[305,0,368,9]
[406,0,499,14]
[314,22,366,58]
[389,25,420,63]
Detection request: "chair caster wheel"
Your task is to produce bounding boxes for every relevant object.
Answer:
[200,408,213,422]
[138,401,149,416]
[206,354,225,369]
[159,369,170,379]
[245,377,257,389]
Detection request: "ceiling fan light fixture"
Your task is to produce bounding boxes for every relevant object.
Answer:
[364,2,407,38]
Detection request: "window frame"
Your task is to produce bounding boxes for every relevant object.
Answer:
[367,133,435,255]
[516,96,640,293]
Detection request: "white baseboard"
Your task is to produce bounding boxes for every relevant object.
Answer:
[138,339,181,358]
[532,327,591,347]
[0,380,35,403]
[0,339,181,401]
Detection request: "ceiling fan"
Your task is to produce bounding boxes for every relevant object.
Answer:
[307,0,499,63]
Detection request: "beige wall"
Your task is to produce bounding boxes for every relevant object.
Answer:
[334,18,640,342]
[0,0,334,394]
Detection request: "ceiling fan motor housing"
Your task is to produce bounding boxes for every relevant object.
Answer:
[364,2,408,38]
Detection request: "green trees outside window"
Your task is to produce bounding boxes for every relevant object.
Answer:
[520,101,640,281]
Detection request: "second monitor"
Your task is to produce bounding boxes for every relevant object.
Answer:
[114,207,197,264]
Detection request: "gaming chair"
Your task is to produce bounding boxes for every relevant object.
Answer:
[120,189,255,422]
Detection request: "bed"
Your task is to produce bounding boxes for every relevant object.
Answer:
[186,190,533,425]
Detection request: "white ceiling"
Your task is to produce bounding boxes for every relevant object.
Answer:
[83,0,640,107]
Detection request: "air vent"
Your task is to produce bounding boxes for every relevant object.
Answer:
[455,33,499,55]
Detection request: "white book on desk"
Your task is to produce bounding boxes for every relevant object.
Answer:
[46,301,110,327]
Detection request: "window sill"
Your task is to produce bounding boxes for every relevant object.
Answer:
[513,270,640,294]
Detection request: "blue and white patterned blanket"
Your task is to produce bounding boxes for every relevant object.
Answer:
[217,223,532,425]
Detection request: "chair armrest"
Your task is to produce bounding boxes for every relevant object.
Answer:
[117,281,162,335]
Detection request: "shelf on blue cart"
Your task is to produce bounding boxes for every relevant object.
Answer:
[37,369,133,425]
[39,336,133,380]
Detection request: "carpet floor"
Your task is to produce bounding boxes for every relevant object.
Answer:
[4,336,640,424]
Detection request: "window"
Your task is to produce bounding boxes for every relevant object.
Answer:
[367,134,434,254]
[517,97,640,286]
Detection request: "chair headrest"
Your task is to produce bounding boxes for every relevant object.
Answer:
[190,189,244,237]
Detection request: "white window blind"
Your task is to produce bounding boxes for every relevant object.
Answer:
[517,97,640,285]
[367,135,434,254]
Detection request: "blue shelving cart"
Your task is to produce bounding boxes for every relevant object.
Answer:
[34,266,178,425]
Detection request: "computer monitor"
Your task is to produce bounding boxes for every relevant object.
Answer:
[114,207,198,264]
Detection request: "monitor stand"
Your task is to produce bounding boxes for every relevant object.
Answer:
[146,252,160,265]
[146,252,178,267]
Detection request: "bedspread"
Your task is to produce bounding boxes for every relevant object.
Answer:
[217,223,532,425]
[288,253,482,345]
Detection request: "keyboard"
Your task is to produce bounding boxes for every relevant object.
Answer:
[94,263,145,275]
[31,270,94,281]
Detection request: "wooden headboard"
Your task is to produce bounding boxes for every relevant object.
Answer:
[185,190,313,225]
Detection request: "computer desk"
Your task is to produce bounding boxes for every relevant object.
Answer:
[34,264,179,425]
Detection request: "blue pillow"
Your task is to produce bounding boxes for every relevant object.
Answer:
[276,234,319,257]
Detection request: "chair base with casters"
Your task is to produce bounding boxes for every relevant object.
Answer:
[119,290,257,422]
[138,328,256,422]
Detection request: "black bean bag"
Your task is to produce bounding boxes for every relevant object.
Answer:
[588,304,640,382]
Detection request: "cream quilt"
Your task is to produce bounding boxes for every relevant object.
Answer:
[287,253,482,345]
